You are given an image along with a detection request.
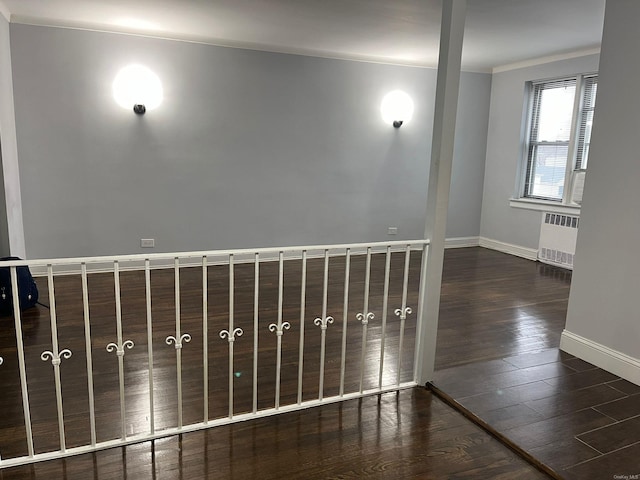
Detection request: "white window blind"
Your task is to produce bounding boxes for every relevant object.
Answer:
[575,76,598,170]
[522,74,598,203]
[524,79,577,200]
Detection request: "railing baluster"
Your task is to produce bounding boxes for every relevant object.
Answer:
[253,253,259,414]
[314,250,333,401]
[269,252,290,409]
[228,254,234,418]
[105,261,134,441]
[378,246,392,389]
[10,266,34,458]
[175,259,183,426]
[395,246,413,386]
[145,259,155,434]
[296,251,307,405]
[165,258,191,429]
[81,263,97,446]
[114,261,126,439]
[219,254,243,419]
[202,256,209,424]
[339,248,351,396]
[40,265,71,452]
[0,356,2,461]
[357,248,374,394]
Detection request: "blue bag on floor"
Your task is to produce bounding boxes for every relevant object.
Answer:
[0,256,39,316]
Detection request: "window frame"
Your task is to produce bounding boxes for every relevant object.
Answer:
[574,75,598,170]
[519,73,598,205]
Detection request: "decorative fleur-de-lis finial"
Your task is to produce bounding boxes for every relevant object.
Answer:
[106,340,135,357]
[356,312,375,325]
[269,322,291,336]
[41,349,72,366]
[394,306,413,321]
[166,333,192,349]
[219,328,244,343]
[314,316,334,330]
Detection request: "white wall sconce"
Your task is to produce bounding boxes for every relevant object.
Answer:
[112,64,163,114]
[381,90,414,128]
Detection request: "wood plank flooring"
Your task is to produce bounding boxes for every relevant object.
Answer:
[0,388,551,479]
[433,248,640,480]
[0,247,556,478]
[0,253,422,458]
[4,246,638,478]
[435,247,571,369]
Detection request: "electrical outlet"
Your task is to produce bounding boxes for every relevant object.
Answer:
[140,238,155,248]
[387,227,398,235]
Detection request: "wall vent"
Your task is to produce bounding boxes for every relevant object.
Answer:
[538,212,579,270]
[543,213,579,229]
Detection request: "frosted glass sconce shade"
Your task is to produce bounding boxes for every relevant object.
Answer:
[113,64,163,114]
[381,90,414,128]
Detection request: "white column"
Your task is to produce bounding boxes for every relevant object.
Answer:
[0,16,27,257]
[415,0,467,385]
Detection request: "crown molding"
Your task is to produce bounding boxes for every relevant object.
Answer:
[0,1,10,22]
[492,47,601,74]
[8,14,497,73]
[11,14,447,71]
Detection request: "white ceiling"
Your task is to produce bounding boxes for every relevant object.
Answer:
[0,0,606,72]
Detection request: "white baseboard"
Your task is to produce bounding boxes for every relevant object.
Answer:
[478,236,538,261]
[561,330,640,386]
[444,236,480,249]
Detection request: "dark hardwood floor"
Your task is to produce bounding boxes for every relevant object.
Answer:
[433,248,640,480]
[435,247,571,370]
[0,247,557,478]
[0,252,422,458]
[0,388,550,479]
[4,246,638,479]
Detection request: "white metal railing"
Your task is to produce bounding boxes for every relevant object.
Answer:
[0,239,429,468]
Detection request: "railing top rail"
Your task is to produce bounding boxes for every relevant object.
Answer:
[1,239,430,268]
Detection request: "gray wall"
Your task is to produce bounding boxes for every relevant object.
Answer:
[447,72,491,239]
[480,54,599,249]
[564,0,640,361]
[10,24,491,259]
[0,15,16,256]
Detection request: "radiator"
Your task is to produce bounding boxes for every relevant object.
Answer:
[538,212,579,270]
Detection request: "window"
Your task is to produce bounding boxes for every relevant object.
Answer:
[523,74,597,202]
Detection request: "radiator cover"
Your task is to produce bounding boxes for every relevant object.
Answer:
[538,212,579,270]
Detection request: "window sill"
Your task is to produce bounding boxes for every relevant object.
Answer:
[509,198,581,215]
